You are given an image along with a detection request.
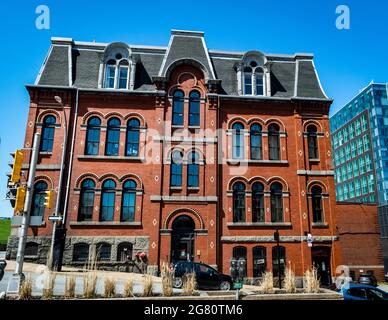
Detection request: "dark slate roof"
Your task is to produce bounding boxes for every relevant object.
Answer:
[38,46,69,86]
[297,61,326,99]
[35,31,329,100]
[159,31,215,79]
[271,62,296,98]
[72,49,102,88]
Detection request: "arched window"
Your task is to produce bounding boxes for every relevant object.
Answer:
[118,60,129,89]
[121,179,136,222]
[268,124,280,160]
[31,181,48,217]
[104,58,130,89]
[253,246,266,277]
[270,182,283,222]
[104,59,116,88]
[117,242,133,262]
[73,243,89,262]
[105,118,121,156]
[233,182,246,222]
[78,179,95,221]
[170,150,183,187]
[100,179,116,221]
[307,125,319,159]
[40,115,56,152]
[311,186,323,223]
[126,118,140,157]
[189,91,200,127]
[188,151,199,188]
[233,246,247,277]
[172,90,184,126]
[243,67,253,95]
[232,122,244,159]
[272,246,286,277]
[252,182,265,222]
[96,243,111,261]
[85,117,101,155]
[25,242,39,256]
[255,68,264,96]
[250,123,262,160]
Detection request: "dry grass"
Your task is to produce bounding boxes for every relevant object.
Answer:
[182,272,197,296]
[83,271,98,298]
[283,264,297,293]
[104,277,116,298]
[65,276,76,299]
[161,262,174,297]
[19,276,33,300]
[123,278,134,298]
[304,266,320,293]
[42,271,57,299]
[258,271,274,294]
[142,274,154,297]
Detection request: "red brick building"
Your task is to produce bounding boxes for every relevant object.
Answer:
[6,30,383,283]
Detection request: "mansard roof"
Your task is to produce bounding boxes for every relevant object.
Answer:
[34,30,329,101]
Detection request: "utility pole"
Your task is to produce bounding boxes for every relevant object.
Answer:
[7,133,40,293]
[48,96,67,270]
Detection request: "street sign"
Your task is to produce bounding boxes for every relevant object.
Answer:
[307,233,313,247]
[233,282,243,289]
[48,215,62,222]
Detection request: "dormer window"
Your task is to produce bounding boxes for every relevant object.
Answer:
[100,42,135,90]
[243,63,265,96]
[238,51,270,97]
[104,59,130,89]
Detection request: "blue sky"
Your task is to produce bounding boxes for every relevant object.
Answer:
[0,0,387,217]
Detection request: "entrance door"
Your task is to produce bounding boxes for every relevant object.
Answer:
[312,247,332,286]
[171,215,195,263]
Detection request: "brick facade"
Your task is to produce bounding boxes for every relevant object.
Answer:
[6,31,384,284]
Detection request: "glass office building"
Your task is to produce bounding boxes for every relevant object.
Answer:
[330,82,388,272]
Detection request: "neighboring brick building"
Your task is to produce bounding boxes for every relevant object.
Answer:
[336,203,384,281]
[6,30,382,284]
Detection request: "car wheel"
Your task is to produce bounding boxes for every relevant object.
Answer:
[219,281,231,291]
[173,277,183,288]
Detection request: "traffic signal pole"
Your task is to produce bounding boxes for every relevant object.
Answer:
[14,133,40,276]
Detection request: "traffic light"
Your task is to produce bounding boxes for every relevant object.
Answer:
[14,187,26,213]
[44,190,53,209]
[10,150,24,183]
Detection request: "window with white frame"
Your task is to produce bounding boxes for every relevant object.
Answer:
[242,61,266,96]
[103,55,130,89]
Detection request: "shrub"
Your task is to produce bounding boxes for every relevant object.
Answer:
[283,264,296,293]
[142,274,154,297]
[182,273,197,296]
[19,276,33,300]
[104,277,116,298]
[65,276,76,299]
[83,272,98,298]
[123,278,134,298]
[161,262,174,297]
[304,266,320,293]
[259,271,274,294]
[42,272,57,299]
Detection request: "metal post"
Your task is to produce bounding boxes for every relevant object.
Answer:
[48,105,67,270]
[14,133,41,276]
[277,241,281,289]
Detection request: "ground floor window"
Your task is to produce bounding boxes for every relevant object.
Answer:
[117,242,133,262]
[73,243,90,262]
[272,246,286,277]
[96,243,111,261]
[253,246,266,277]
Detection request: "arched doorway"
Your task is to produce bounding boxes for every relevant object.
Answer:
[171,215,195,263]
[312,246,332,286]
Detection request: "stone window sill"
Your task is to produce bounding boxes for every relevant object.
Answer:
[309,158,320,163]
[226,159,289,165]
[78,155,144,162]
[227,222,292,228]
[312,222,329,228]
[70,221,141,227]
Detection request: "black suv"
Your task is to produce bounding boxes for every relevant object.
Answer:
[172,261,233,291]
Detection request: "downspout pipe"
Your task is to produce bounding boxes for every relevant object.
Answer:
[57,88,79,270]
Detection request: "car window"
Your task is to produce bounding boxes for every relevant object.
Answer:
[348,288,367,298]
[368,289,388,300]
[199,265,211,273]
